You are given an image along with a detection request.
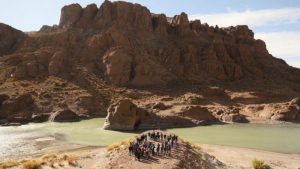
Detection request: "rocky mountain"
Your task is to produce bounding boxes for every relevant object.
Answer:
[0,0,300,126]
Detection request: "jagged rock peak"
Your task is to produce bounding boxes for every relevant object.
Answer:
[57,0,257,38]
[58,0,153,31]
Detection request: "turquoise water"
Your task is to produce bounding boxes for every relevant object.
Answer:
[0,118,300,161]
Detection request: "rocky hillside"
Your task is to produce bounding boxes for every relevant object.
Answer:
[0,0,300,125]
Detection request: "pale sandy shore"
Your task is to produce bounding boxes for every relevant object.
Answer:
[201,144,300,169]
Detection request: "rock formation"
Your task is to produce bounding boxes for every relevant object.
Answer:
[0,23,25,56]
[103,100,144,130]
[1,0,300,126]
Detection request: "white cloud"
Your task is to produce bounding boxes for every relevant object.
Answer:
[190,8,300,28]
[256,32,300,68]
[255,32,300,59]
[287,61,300,68]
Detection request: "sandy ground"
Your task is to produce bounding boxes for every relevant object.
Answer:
[201,144,300,169]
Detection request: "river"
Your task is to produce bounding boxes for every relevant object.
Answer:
[0,118,300,161]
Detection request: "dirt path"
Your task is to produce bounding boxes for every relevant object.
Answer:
[201,144,300,169]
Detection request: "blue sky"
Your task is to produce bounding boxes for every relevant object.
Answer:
[0,0,299,68]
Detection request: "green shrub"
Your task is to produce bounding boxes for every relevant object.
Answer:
[252,159,271,169]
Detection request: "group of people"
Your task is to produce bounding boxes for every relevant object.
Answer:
[128,130,178,161]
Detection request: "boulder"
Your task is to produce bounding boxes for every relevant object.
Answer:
[290,98,300,106]
[221,113,246,123]
[0,93,35,124]
[50,109,83,122]
[0,94,9,105]
[177,106,216,123]
[183,93,208,105]
[152,102,168,110]
[7,112,33,124]
[31,114,50,123]
[0,93,35,117]
[104,100,146,130]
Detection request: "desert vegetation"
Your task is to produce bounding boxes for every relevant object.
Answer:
[0,153,77,169]
[252,159,271,169]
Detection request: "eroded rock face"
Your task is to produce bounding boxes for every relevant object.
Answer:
[103,48,133,86]
[0,23,25,55]
[48,51,67,75]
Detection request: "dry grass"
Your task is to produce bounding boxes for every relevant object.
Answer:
[107,142,122,151]
[41,153,57,161]
[0,153,78,169]
[252,159,271,169]
[65,155,77,166]
[0,161,19,169]
[107,137,135,152]
[181,139,201,151]
[22,160,43,169]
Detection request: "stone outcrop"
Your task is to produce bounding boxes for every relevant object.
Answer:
[104,101,219,130]
[176,106,217,124]
[221,113,246,123]
[50,109,83,122]
[0,93,35,123]
[59,3,82,29]
[103,100,147,130]
[241,99,300,122]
